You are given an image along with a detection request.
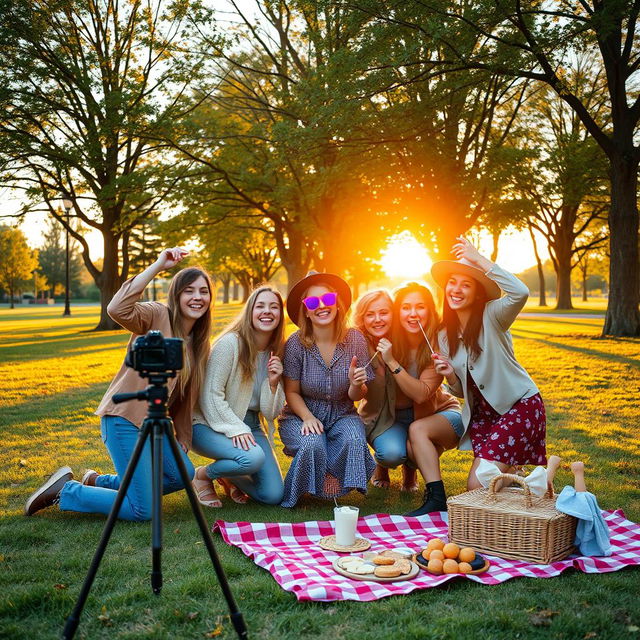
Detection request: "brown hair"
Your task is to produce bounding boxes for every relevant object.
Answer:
[442,281,487,360]
[298,283,349,348]
[353,289,393,351]
[391,281,439,374]
[223,285,285,380]
[167,267,213,397]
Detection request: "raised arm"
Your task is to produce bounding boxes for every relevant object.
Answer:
[107,247,189,333]
[452,236,528,330]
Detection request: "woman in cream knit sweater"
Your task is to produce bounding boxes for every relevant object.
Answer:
[191,285,286,507]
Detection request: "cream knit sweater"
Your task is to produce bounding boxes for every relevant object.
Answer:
[193,332,285,442]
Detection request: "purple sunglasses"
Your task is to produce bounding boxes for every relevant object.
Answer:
[302,292,338,310]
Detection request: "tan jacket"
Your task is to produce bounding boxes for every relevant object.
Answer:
[193,332,285,443]
[439,263,540,451]
[358,353,460,443]
[95,278,197,447]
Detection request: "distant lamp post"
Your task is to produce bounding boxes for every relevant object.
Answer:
[62,197,73,316]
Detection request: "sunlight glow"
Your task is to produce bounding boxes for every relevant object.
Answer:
[379,231,432,279]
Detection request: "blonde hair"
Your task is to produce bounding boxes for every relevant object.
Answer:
[298,283,349,348]
[353,289,393,351]
[391,281,439,374]
[167,267,213,398]
[223,285,285,380]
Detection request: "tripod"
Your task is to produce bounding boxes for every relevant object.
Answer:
[62,372,248,639]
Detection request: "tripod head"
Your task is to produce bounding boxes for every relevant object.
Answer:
[112,331,183,418]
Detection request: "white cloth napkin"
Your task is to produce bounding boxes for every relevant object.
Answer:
[475,459,548,497]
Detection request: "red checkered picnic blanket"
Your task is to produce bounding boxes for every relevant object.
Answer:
[212,510,640,602]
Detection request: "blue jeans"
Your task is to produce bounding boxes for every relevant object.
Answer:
[372,407,414,468]
[58,415,195,522]
[191,410,284,505]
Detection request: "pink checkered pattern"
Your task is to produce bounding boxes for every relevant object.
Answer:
[212,510,640,602]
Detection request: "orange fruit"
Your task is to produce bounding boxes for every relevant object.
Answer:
[443,559,459,574]
[443,543,460,559]
[426,538,445,551]
[427,558,443,575]
[458,547,476,563]
[458,562,473,574]
[421,548,431,561]
[429,549,445,562]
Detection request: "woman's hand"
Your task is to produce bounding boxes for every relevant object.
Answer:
[451,236,484,265]
[376,338,396,366]
[155,247,189,272]
[348,356,367,387]
[301,416,324,435]
[232,433,257,451]
[432,352,454,377]
[267,352,283,390]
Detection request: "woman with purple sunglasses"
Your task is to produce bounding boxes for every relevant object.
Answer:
[278,271,376,507]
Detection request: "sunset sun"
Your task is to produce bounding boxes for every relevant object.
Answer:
[380,231,432,279]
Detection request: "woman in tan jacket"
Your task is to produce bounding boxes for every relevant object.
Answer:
[373,282,463,516]
[25,248,213,521]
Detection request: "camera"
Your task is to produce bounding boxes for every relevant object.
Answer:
[125,330,183,373]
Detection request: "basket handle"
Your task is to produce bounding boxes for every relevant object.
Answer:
[487,473,533,508]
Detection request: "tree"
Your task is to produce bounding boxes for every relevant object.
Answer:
[0,0,214,329]
[357,0,640,334]
[0,226,38,308]
[37,217,83,298]
[513,78,609,309]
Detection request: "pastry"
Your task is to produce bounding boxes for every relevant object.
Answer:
[374,565,402,578]
[379,550,410,560]
[372,556,396,565]
[395,559,412,575]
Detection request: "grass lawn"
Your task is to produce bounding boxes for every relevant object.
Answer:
[1,305,639,639]
[523,297,608,314]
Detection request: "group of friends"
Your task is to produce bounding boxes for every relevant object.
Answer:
[25,236,547,521]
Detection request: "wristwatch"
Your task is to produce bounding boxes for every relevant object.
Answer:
[390,365,403,375]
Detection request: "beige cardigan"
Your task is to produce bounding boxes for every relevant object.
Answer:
[193,332,285,442]
[95,277,197,447]
[439,263,540,451]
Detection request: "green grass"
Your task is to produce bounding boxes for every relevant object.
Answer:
[1,306,639,639]
[523,296,608,314]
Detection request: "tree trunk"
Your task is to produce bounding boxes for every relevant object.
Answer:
[553,234,574,310]
[9,282,15,309]
[232,281,239,300]
[602,152,640,336]
[93,234,123,331]
[220,274,231,303]
[529,227,547,306]
[491,229,500,262]
[581,263,588,302]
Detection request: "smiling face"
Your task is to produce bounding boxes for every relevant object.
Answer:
[398,291,429,335]
[179,275,211,323]
[363,296,392,339]
[445,273,479,312]
[252,290,282,336]
[304,284,338,328]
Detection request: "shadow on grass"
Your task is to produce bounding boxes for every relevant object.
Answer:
[511,329,640,368]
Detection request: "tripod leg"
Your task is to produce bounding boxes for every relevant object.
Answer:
[164,426,248,640]
[151,419,164,594]
[62,423,152,640]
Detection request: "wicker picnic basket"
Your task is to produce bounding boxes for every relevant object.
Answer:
[447,473,577,564]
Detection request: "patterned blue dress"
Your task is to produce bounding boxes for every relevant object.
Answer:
[279,328,376,507]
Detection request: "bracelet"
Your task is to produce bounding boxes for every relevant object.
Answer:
[390,365,403,375]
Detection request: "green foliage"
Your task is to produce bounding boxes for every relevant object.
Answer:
[37,218,83,297]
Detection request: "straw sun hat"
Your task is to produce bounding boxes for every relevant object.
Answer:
[286,271,352,326]
[431,258,501,301]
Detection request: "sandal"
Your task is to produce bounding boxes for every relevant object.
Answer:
[371,464,390,489]
[216,477,249,504]
[401,465,419,493]
[192,467,222,508]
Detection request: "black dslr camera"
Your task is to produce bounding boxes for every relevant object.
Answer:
[125,330,183,373]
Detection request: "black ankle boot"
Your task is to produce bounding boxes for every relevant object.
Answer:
[404,480,447,517]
